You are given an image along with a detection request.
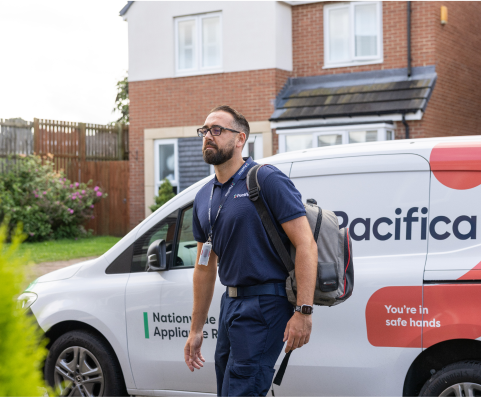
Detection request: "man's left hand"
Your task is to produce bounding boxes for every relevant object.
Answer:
[283,311,312,353]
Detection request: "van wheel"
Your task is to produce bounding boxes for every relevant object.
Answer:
[45,330,128,396]
[419,361,481,396]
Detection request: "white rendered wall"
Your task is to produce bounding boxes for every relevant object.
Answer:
[276,2,293,72]
[126,1,293,82]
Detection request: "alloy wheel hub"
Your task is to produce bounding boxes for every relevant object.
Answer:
[54,345,105,396]
[440,382,481,396]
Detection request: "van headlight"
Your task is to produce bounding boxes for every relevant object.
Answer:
[17,292,38,310]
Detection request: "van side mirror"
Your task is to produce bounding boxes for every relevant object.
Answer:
[147,239,167,271]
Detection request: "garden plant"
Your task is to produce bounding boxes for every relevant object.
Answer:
[0,155,106,241]
[150,177,176,213]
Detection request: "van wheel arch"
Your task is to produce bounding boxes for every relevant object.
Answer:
[403,339,481,396]
[44,321,128,392]
[45,320,103,349]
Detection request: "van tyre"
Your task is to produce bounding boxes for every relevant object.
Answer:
[45,330,128,396]
[419,361,481,396]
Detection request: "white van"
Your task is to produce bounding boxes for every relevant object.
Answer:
[22,135,481,396]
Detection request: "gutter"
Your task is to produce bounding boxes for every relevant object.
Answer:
[402,114,410,139]
[279,0,329,6]
[119,1,134,17]
[407,1,412,77]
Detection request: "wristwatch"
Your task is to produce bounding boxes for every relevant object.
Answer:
[295,304,314,315]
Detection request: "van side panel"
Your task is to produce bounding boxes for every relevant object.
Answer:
[284,154,430,396]
[422,142,481,349]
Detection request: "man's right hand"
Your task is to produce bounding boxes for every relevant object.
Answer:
[184,331,205,372]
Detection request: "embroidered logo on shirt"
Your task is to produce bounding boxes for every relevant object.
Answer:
[233,192,249,199]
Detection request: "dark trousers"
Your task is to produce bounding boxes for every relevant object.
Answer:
[214,292,293,396]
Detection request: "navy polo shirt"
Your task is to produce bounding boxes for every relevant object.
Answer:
[192,158,306,287]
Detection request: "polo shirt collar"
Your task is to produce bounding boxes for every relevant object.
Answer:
[212,157,254,187]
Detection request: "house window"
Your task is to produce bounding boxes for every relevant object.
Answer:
[175,12,222,76]
[278,124,394,153]
[154,139,178,194]
[348,130,377,144]
[324,2,382,68]
[242,134,264,160]
[286,134,313,152]
[318,134,343,147]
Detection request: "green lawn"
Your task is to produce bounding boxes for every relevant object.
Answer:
[6,236,122,264]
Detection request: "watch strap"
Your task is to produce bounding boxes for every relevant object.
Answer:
[295,304,313,315]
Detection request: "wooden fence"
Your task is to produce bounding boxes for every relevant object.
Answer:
[1,117,130,236]
[67,160,130,237]
[33,119,130,237]
[34,119,129,172]
[0,118,34,173]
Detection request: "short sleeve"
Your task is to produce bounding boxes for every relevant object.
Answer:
[192,200,206,243]
[257,165,306,224]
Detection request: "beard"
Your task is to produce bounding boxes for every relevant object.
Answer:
[203,138,235,165]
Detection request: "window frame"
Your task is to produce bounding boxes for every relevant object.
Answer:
[241,133,264,160]
[131,202,196,273]
[154,138,179,195]
[278,123,395,153]
[171,203,197,270]
[323,1,383,69]
[131,208,180,273]
[174,12,223,77]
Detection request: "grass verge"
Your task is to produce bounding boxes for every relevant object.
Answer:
[4,236,122,264]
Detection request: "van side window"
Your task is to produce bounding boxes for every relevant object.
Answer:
[173,206,197,268]
[131,209,179,272]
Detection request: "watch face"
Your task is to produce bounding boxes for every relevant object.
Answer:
[301,305,313,314]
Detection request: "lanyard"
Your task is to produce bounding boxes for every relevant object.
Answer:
[208,157,253,242]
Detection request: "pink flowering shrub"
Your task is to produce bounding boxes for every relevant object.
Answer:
[0,156,107,241]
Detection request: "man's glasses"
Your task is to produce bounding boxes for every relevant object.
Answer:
[197,125,242,138]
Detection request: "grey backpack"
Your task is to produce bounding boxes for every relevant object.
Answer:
[246,164,354,307]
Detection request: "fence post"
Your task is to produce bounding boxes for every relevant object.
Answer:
[33,118,39,155]
[117,123,124,160]
[79,123,86,161]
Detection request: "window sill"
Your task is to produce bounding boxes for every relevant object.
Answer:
[323,59,383,70]
[174,68,224,78]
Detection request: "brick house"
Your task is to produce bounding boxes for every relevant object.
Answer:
[120,1,481,229]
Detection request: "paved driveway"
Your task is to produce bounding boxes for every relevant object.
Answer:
[30,257,98,279]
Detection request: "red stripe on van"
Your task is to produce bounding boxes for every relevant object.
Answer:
[457,261,481,280]
[430,142,481,190]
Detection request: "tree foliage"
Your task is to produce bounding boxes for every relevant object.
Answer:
[149,178,176,213]
[0,223,50,395]
[112,74,129,124]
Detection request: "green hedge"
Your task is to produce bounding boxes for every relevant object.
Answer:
[0,224,50,395]
[0,156,106,241]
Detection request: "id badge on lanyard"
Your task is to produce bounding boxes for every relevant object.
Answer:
[198,241,212,266]
[197,158,253,266]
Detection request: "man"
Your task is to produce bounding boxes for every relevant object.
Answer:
[184,105,317,397]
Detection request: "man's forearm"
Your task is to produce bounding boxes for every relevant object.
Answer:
[281,216,318,306]
[294,240,317,306]
[191,244,217,333]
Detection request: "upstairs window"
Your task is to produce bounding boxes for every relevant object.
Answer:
[175,12,222,75]
[324,2,382,68]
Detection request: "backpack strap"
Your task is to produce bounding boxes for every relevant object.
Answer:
[273,351,292,386]
[247,165,297,388]
[247,165,295,273]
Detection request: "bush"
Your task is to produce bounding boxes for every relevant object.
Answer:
[0,155,107,241]
[149,178,176,213]
[0,223,49,395]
